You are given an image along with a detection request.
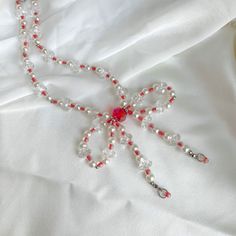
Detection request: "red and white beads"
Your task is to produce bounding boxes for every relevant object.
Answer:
[16,0,209,199]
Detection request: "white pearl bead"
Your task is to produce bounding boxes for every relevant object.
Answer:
[121,101,128,107]
[79,143,87,148]
[183,145,190,153]
[110,76,116,81]
[146,174,155,183]
[90,161,96,168]
[109,127,116,132]
[108,138,115,144]
[96,67,104,74]
[85,65,91,71]
[47,96,52,101]
[161,89,166,94]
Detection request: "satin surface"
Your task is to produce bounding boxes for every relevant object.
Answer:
[0,0,236,235]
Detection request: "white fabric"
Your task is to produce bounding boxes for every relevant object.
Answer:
[0,0,236,235]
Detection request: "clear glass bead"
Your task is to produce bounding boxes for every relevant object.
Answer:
[77,146,91,158]
[59,98,73,111]
[16,8,27,19]
[131,93,143,106]
[92,118,102,131]
[42,50,55,62]
[31,4,40,14]
[96,67,105,77]
[102,148,117,159]
[31,25,41,38]
[153,82,167,91]
[19,30,29,41]
[68,61,81,73]
[141,115,152,129]
[33,82,47,96]
[137,156,152,170]
[119,133,132,145]
[23,60,34,71]
[164,132,180,145]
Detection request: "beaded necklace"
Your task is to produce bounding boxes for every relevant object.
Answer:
[16,0,209,198]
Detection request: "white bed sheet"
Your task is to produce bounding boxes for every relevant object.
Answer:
[0,0,236,235]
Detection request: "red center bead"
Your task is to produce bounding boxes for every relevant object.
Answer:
[112,107,127,122]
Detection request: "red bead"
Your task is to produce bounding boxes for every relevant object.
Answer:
[149,87,154,92]
[145,168,151,175]
[167,86,172,90]
[158,130,165,137]
[148,123,154,129]
[31,77,37,83]
[169,97,175,104]
[165,191,171,198]
[41,90,47,96]
[112,107,127,122]
[97,162,104,168]
[140,92,145,96]
[37,45,43,50]
[80,107,85,111]
[91,66,96,71]
[51,99,58,104]
[90,128,96,132]
[134,150,140,156]
[80,64,85,69]
[86,155,92,161]
[140,109,146,114]
[52,57,57,61]
[127,110,133,115]
[69,103,76,108]
[177,142,184,148]
[83,136,89,143]
[138,116,143,122]
[128,141,133,146]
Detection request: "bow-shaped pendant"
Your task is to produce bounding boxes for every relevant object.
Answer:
[75,66,209,199]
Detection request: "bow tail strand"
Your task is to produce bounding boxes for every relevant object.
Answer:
[132,114,209,164]
[117,126,171,198]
